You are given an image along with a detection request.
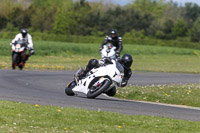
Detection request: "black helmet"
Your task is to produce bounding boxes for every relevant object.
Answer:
[21,28,28,38]
[110,29,118,39]
[119,54,133,69]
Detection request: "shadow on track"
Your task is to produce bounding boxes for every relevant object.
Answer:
[67,92,132,103]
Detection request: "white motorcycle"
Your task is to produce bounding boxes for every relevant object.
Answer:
[65,60,124,98]
[100,43,117,60]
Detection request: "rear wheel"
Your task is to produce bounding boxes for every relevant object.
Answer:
[65,81,76,96]
[87,79,111,99]
[104,86,116,97]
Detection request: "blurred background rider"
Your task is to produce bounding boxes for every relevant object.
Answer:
[10,28,35,61]
[100,29,123,58]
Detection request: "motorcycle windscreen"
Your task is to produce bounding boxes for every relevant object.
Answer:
[112,62,124,83]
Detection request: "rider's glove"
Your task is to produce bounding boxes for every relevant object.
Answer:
[99,57,112,66]
[99,58,105,65]
[104,57,111,63]
[99,48,102,52]
[26,47,30,50]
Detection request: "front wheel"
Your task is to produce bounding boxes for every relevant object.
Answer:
[65,81,76,96]
[87,79,111,99]
[12,53,18,70]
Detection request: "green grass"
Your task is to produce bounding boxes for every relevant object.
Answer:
[133,55,200,73]
[0,39,200,73]
[116,84,200,108]
[1,39,200,56]
[1,55,200,73]
[0,101,200,133]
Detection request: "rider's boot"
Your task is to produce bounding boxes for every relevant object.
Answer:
[25,55,30,61]
[24,49,34,63]
[22,54,29,63]
[77,59,98,80]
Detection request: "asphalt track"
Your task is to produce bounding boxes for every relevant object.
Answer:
[0,69,200,121]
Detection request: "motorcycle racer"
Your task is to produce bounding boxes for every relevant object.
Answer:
[100,29,123,58]
[79,54,133,89]
[10,28,35,62]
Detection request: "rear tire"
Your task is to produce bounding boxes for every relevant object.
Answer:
[65,81,76,96]
[87,79,111,99]
[104,86,116,97]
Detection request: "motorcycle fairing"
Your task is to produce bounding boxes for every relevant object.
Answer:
[72,62,122,95]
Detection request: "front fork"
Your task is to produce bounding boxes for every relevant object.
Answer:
[12,51,27,66]
[92,78,112,92]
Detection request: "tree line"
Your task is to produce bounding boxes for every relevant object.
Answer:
[1,0,200,42]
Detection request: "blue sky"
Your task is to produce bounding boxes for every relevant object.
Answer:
[172,0,200,6]
[86,0,200,6]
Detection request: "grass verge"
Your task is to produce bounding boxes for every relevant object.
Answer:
[0,55,200,73]
[116,84,200,108]
[1,39,200,56]
[0,101,200,133]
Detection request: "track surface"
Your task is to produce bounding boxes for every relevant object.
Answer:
[0,69,200,121]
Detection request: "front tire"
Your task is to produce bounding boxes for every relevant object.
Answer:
[65,81,76,96]
[19,64,23,70]
[12,53,18,70]
[87,79,111,99]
